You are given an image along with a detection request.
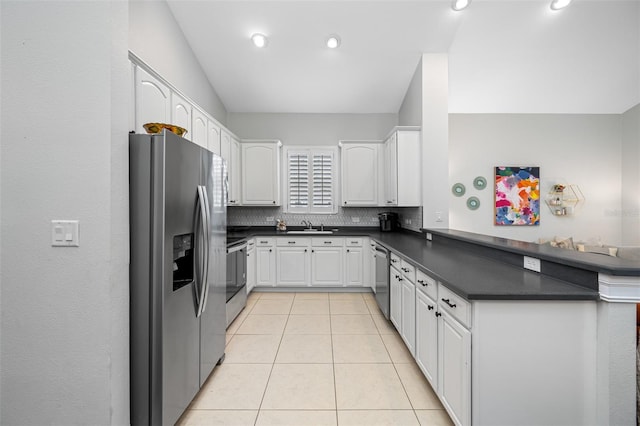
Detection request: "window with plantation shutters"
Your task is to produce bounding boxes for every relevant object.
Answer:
[285,148,337,214]
[288,153,309,210]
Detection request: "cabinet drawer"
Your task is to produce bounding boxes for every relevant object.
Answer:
[438,285,471,328]
[311,238,344,247]
[277,237,311,247]
[400,260,416,283]
[416,269,438,301]
[255,238,274,246]
[390,252,401,268]
[345,238,364,247]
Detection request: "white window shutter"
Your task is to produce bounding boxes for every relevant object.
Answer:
[312,153,333,211]
[285,147,336,214]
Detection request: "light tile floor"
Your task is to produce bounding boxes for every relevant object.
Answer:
[178,291,454,426]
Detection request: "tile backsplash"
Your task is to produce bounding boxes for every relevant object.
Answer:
[228,206,423,232]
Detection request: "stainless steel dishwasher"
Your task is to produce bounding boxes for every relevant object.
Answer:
[374,244,390,319]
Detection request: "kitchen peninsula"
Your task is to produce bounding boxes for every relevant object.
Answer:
[228,226,639,425]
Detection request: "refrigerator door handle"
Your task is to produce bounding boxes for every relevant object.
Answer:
[195,185,208,318]
[199,187,212,315]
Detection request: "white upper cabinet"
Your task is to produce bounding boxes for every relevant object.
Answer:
[340,141,382,207]
[384,128,421,207]
[229,135,241,206]
[171,92,192,137]
[383,133,398,206]
[134,67,171,133]
[220,129,241,205]
[208,120,221,155]
[191,107,208,149]
[241,140,281,206]
[220,128,231,163]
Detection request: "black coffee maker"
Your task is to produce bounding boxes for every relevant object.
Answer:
[378,212,399,232]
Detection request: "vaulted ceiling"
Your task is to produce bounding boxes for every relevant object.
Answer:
[166,0,640,114]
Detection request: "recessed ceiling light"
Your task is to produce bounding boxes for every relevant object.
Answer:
[550,0,572,10]
[251,33,267,48]
[451,0,471,11]
[326,35,341,49]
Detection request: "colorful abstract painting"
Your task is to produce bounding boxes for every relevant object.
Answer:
[495,167,540,226]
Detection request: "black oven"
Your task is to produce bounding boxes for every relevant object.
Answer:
[226,239,247,326]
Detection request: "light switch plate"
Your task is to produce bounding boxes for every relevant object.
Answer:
[51,220,79,247]
[523,256,541,272]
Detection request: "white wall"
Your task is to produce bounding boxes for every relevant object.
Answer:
[0,1,129,424]
[227,113,397,144]
[421,54,450,229]
[449,114,623,244]
[129,0,228,125]
[621,103,640,245]
[398,58,422,127]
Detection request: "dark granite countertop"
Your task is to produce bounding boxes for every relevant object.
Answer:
[424,228,639,277]
[226,226,606,301]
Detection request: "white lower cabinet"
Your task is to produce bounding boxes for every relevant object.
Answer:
[252,236,372,288]
[310,238,344,287]
[276,238,310,286]
[400,274,416,356]
[415,289,438,388]
[392,266,470,426]
[400,260,416,355]
[246,239,256,293]
[438,310,471,426]
[345,238,365,287]
[389,264,402,330]
[255,238,276,287]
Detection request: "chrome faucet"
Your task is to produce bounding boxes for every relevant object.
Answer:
[301,220,313,229]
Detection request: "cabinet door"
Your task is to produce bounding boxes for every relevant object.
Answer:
[416,290,438,389]
[246,247,256,293]
[311,247,344,286]
[255,247,275,287]
[396,130,421,206]
[191,108,208,149]
[277,247,309,286]
[220,129,231,164]
[229,137,241,205]
[389,266,402,330]
[401,277,416,355]
[438,311,471,426]
[341,143,379,206]
[369,242,377,290]
[344,247,364,287]
[242,143,280,206]
[208,120,221,155]
[383,133,398,206]
[134,67,171,133]
[171,92,192,138]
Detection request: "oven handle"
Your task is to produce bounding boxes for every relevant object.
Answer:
[227,242,248,254]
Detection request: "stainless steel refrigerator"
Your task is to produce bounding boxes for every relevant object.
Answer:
[129,130,226,426]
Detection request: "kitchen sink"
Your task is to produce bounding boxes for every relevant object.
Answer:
[286,230,333,235]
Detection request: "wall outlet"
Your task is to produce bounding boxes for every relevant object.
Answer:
[404,218,412,225]
[266,216,275,222]
[523,256,541,273]
[351,217,360,223]
[435,211,443,222]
